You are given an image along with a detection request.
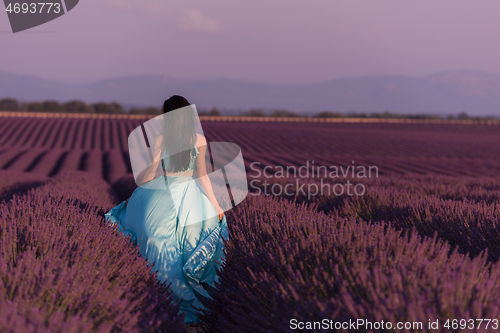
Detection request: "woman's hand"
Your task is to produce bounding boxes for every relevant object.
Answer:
[215,204,225,222]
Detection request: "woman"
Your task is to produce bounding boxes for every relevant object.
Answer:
[105,95,228,324]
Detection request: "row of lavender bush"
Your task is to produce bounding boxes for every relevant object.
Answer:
[0,171,186,332]
[250,174,500,264]
[197,194,500,332]
[0,170,49,204]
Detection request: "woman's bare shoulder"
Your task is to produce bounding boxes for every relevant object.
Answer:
[196,134,207,147]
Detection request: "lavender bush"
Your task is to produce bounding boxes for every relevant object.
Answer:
[198,194,500,333]
[249,174,500,264]
[32,170,118,211]
[0,171,186,332]
[0,170,49,203]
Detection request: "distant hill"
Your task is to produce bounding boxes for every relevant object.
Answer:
[1,70,500,116]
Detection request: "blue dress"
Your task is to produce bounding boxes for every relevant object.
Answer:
[105,135,229,324]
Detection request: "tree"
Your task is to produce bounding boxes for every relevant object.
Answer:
[272,109,300,117]
[315,111,343,118]
[129,107,161,115]
[23,102,43,111]
[371,111,400,119]
[0,98,19,111]
[209,108,221,116]
[24,100,65,112]
[63,100,94,113]
[92,101,125,114]
[243,109,267,117]
[145,107,161,115]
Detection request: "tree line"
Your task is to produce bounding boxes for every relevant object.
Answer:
[0,98,160,115]
[239,109,498,120]
[0,97,497,120]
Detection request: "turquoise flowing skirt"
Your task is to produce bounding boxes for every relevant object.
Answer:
[105,174,229,324]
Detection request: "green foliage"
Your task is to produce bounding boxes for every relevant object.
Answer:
[315,111,343,118]
[91,101,125,114]
[129,107,161,115]
[346,111,368,118]
[63,100,94,113]
[0,98,19,111]
[208,108,221,116]
[242,109,267,117]
[198,108,221,116]
[271,109,300,117]
[24,100,65,112]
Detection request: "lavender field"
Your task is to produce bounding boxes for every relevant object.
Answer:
[1,114,500,332]
[1,115,500,180]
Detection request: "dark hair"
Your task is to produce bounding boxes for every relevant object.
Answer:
[161,95,197,173]
[162,95,190,114]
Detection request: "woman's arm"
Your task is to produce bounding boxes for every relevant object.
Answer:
[136,134,164,186]
[195,135,225,221]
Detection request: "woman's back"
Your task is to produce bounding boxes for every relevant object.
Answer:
[161,133,199,176]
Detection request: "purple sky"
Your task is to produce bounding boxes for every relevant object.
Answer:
[1,0,500,84]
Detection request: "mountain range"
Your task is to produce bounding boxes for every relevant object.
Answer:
[1,70,500,116]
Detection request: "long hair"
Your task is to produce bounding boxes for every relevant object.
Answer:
[161,95,197,172]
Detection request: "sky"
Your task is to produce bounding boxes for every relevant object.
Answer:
[1,0,500,84]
